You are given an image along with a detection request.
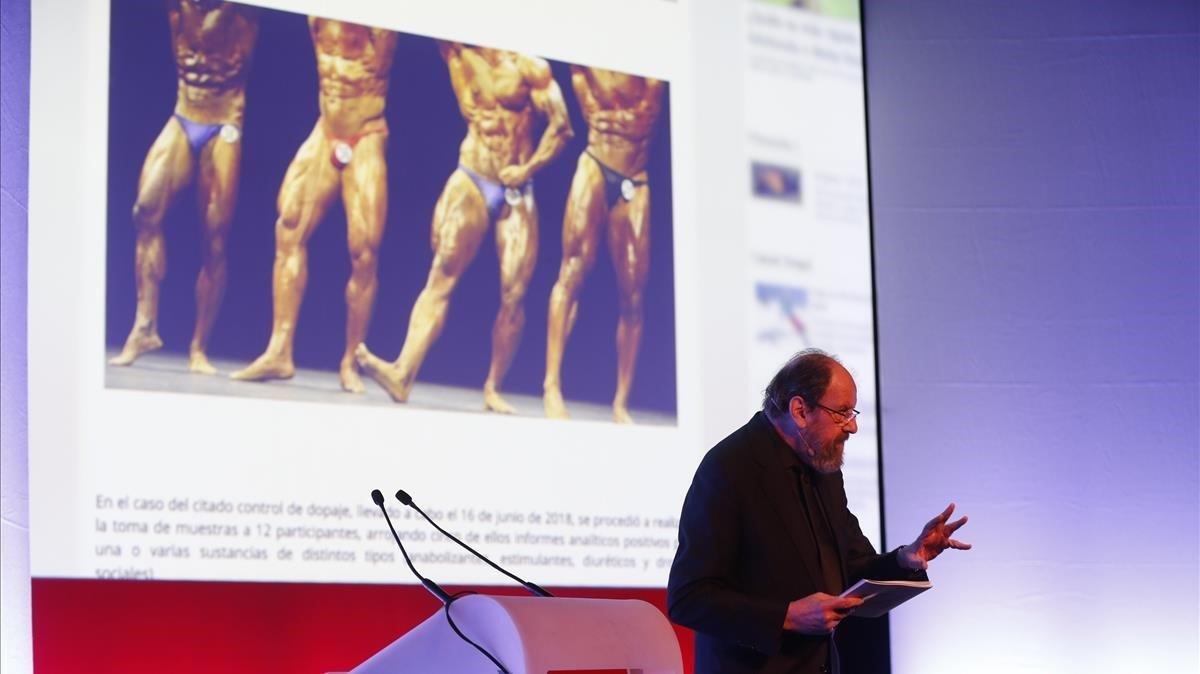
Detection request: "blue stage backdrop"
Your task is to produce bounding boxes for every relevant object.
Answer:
[867,1,1199,672]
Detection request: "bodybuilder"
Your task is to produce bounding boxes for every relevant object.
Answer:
[544,66,663,423]
[357,42,572,413]
[232,18,396,392]
[110,0,259,373]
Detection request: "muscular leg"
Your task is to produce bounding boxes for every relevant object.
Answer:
[484,193,539,414]
[608,184,651,424]
[357,170,488,402]
[232,122,339,381]
[188,133,241,374]
[543,154,605,419]
[339,132,388,393]
[111,117,194,366]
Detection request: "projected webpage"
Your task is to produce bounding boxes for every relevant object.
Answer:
[29,0,878,588]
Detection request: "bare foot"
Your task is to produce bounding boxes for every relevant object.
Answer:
[355,344,412,402]
[188,350,218,375]
[484,384,517,415]
[340,359,365,394]
[109,329,163,366]
[613,404,634,425]
[230,352,295,382]
[543,386,569,420]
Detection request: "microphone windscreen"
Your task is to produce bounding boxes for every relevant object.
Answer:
[395,489,413,506]
[371,489,385,506]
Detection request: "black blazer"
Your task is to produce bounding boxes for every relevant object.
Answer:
[667,413,921,674]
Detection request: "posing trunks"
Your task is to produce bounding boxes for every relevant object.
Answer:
[458,164,534,222]
[586,150,647,208]
[323,116,389,170]
[174,113,240,154]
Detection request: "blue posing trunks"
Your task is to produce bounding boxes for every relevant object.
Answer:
[458,164,534,222]
[174,113,237,154]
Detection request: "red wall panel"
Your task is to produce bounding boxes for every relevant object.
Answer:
[32,579,694,673]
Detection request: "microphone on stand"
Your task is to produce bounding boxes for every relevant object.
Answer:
[370,489,451,604]
[395,489,553,598]
[369,490,511,674]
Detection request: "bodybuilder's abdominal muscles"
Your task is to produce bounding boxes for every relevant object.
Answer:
[177,81,244,121]
[479,137,519,162]
[319,98,385,135]
[592,131,649,162]
[473,120,516,148]
[318,56,388,94]
[474,114,506,134]
[319,76,382,100]
[179,61,243,89]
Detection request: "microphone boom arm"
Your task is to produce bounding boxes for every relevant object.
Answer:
[396,490,553,598]
[370,489,451,604]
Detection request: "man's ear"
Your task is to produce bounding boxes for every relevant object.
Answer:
[789,396,809,429]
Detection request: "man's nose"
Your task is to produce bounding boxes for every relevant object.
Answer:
[846,416,858,434]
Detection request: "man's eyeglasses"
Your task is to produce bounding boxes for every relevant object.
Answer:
[813,403,860,427]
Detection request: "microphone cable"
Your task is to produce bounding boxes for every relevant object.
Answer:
[445,590,508,674]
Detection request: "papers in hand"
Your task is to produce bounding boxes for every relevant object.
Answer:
[839,578,932,618]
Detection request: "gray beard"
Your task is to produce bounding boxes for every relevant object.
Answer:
[798,429,844,474]
[811,447,844,474]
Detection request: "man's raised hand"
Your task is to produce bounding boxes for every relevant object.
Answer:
[899,502,971,571]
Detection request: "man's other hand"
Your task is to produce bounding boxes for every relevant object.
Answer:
[783,592,864,634]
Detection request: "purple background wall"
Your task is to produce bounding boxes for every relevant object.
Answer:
[3,1,1198,673]
[1,0,32,670]
[866,1,1199,672]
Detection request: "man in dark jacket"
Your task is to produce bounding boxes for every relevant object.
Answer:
[667,349,970,673]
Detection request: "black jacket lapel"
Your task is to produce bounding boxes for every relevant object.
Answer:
[746,414,825,591]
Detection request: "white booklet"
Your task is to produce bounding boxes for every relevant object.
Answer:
[839,578,932,617]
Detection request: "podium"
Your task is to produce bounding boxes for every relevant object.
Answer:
[341,594,684,673]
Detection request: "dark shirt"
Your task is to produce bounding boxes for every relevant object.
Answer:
[795,464,845,596]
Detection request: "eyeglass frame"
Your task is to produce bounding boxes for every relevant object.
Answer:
[811,402,860,426]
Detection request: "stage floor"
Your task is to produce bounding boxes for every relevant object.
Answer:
[105,350,676,426]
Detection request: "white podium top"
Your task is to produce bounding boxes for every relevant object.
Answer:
[345,594,683,674]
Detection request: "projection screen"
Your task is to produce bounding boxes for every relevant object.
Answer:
[29,0,879,603]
